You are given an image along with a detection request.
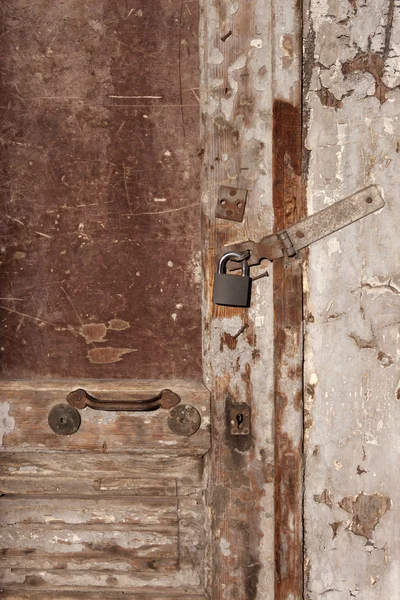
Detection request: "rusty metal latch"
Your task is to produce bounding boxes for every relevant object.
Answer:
[225,185,384,269]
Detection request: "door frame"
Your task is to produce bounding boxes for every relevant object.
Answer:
[201,0,304,598]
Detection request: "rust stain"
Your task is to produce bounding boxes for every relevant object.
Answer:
[87,347,137,364]
[314,489,334,509]
[220,332,238,352]
[273,99,306,600]
[339,492,392,540]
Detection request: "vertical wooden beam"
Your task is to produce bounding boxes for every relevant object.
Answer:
[201,0,275,598]
[272,2,305,599]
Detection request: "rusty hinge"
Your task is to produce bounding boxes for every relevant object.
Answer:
[224,185,384,269]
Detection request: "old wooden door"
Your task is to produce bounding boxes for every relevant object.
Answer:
[0,1,211,598]
[4,0,394,599]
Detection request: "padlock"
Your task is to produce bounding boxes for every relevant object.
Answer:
[212,251,252,307]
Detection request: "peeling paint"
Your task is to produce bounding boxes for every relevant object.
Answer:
[339,492,392,540]
[0,402,15,446]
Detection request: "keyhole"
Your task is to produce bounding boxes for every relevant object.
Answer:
[60,417,64,424]
[236,413,244,428]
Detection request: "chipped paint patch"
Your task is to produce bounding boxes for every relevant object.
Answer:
[80,319,130,343]
[220,537,231,556]
[0,402,15,445]
[339,492,392,540]
[314,489,333,508]
[108,319,130,331]
[250,39,263,49]
[327,237,342,256]
[82,409,118,425]
[80,323,108,344]
[87,347,137,364]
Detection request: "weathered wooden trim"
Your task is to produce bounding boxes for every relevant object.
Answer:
[271,2,305,599]
[201,0,275,597]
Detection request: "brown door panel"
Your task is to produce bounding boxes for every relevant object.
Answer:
[0,0,208,597]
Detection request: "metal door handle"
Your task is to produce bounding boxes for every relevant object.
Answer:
[67,388,181,412]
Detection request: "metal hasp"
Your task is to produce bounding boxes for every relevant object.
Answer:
[67,388,181,411]
[224,185,385,269]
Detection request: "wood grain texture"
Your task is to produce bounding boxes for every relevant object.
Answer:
[0,452,206,592]
[0,380,210,454]
[271,3,305,599]
[303,0,400,597]
[0,591,206,599]
[0,0,202,381]
[201,0,276,597]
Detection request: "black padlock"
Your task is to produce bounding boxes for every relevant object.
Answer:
[212,251,252,307]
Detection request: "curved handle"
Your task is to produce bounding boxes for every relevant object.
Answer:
[67,388,181,412]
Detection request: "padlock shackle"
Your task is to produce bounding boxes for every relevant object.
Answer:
[218,251,250,276]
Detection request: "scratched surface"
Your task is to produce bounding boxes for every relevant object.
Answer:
[0,0,201,379]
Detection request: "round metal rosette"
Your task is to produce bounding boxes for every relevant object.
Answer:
[48,403,81,435]
[167,404,201,437]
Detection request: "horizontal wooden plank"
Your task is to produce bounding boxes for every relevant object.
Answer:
[0,453,203,484]
[0,477,177,497]
[0,570,203,590]
[0,497,177,527]
[0,527,177,560]
[0,557,177,573]
[0,589,206,599]
[0,380,210,455]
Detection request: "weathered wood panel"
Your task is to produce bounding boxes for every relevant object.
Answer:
[0,0,202,381]
[0,453,202,480]
[201,0,277,597]
[0,477,177,497]
[304,0,400,597]
[0,591,206,599]
[0,397,207,594]
[0,498,177,525]
[0,452,206,592]
[271,3,304,599]
[0,380,210,454]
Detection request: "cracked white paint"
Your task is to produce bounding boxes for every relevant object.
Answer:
[304,0,400,597]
